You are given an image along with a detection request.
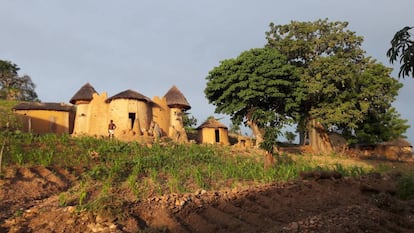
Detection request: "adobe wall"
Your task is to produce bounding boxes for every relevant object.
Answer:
[14,110,70,134]
[198,127,229,145]
[152,96,170,137]
[169,107,188,142]
[87,93,109,136]
[72,103,89,135]
[218,128,230,145]
[109,98,152,138]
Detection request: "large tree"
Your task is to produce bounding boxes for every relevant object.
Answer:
[266,19,408,152]
[387,26,414,78]
[205,48,298,146]
[0,60,38,101]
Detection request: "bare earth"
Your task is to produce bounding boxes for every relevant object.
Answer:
[1,165,414,233]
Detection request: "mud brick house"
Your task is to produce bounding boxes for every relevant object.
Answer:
[13,102,75,134]
[13,83,191,143]
[197,117,229,145]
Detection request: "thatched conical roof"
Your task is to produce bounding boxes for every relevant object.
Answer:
[197,118,227,129]
[13,102,75,112]
[106,89,152,103]
[164,85,191,110]
[69,83,98,104]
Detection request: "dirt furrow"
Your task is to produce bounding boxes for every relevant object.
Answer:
[181,211,217,233]
[201,205,257,232]
[215,199,279,228]
[31,166,67,188]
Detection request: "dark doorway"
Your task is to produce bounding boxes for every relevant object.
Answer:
[129,113,136,129]
[215,129,220,143]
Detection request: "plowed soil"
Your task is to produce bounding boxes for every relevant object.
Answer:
[1,165,414,233]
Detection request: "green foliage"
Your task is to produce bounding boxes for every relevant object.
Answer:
[58,193,67,207]
[182,111,198,130]
[204,19,408,148]
[0,99,20,129]
[266,19,408,144]
[396,174,414,200]
[387,26,414,78]
[333,163,368,177]
[284,131,296,143]
[0,130,385,218]
[229,123,241,134]
[266,19,365,66]
[259,126,280,154]
[204,47,298,135]
[0,60,39,101]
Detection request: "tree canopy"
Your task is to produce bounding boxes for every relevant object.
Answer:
[204,48,298,145]
[205,19,409,154]
[387,26,414,78]
[0,60,39,101]
[265,19,408,147]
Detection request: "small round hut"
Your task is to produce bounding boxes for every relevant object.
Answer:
[197,118,229,145]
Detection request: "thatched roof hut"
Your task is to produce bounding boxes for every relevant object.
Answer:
[197,118,229,145]
[106,89,152,103]
[164,86,191,110]
[197,118,228,130]
[69,83,98,104]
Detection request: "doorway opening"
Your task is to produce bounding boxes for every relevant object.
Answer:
[215,129,220,143]
[129,113,136,129]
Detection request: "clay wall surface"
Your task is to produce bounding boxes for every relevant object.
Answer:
[14,86,193,144]
[87,93,109,136]
[198,127,229,145]
[72,103,89,135]
[109,99,152,138]
[14,109,70,134]
[151,96,170,136]
[218,128,230,145]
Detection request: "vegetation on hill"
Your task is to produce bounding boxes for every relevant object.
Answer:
[0,60,39,101]
[0,99,19,129]
[205,19,409,155]
[1,127,413,219]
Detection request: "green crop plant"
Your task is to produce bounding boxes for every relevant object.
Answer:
[127,174,139,197]
[194,168,208,189]
[78,190,88,206]
[397,174,414,200]
[58,192,67,207]
[14,153,24,166]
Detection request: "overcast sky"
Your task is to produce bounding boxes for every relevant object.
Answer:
[1,0,413,144]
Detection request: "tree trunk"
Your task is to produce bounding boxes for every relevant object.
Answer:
[264,151,275,170]
[307,118,332,154]
[246,119,264,147]
[299,130,306,145]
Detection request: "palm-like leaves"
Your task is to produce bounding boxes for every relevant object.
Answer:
[387,26,414,78]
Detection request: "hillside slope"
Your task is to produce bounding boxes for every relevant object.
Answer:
[1,166,414,233]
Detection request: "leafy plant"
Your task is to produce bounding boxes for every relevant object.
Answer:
[397,175,414,200]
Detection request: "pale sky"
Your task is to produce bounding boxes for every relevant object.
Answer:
[1,0,413,144]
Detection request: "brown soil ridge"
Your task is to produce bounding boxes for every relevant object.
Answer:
[133,174,414,233]
[1,167,414,233]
